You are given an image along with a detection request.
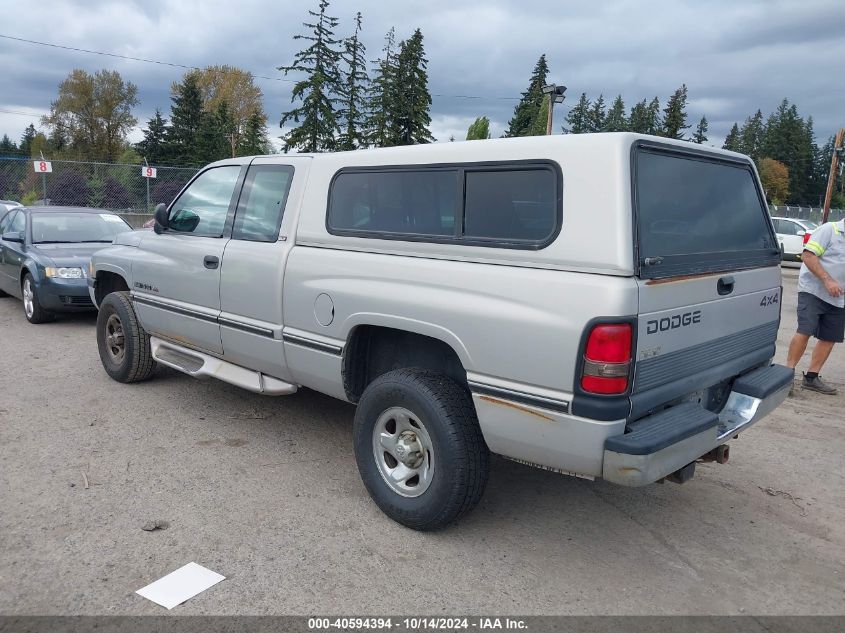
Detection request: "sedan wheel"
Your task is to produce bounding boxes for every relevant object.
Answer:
[21,273,54,324]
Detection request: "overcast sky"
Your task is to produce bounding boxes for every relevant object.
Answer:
[0,0,843,156]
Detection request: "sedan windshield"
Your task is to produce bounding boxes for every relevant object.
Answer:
[31,213,131,243]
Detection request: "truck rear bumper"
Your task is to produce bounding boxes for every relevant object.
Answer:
[602,364,793,486]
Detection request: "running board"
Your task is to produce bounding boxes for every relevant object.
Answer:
[150,337,297,396]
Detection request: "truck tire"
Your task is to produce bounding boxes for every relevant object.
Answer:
[353,368,490,531]
[22,273,54,324]
[96,291,156,383]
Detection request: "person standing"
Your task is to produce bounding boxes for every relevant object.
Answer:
[785,218,845,394]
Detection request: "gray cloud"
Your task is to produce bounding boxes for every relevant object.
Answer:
[1,0,843,152]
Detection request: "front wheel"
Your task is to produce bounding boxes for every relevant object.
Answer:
[22,273,54,324]
[353,368,490,531]
[96,291,156,383]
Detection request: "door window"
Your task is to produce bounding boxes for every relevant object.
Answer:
[232,165,295,242]
[168,166,241,237]
[9,210,25,233]
[0,210,17,234]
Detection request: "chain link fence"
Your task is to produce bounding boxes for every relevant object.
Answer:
[0,157,198,227]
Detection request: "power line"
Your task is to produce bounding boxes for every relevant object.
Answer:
[0,108,46,118]
[0,33,522,102]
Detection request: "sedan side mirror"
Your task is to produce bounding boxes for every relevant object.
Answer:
[2,231,23,243]
[153,203,169,234]
[796,230,806,237]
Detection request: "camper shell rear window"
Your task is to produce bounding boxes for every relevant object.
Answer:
[633,142,780,279]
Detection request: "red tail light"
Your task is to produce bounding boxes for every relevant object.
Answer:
[803,232,811,245]
[580,323,632,395]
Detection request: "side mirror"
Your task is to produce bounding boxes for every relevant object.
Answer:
[2,231,23,243]
[168,208,200,233]
[153,203,169,234]
[796,230,806,237]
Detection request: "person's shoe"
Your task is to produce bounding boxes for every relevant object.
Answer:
[802,373,838,395]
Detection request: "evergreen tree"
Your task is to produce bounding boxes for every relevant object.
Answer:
[392,29,434,145]
[587,94,606,133]
[529,97,550,136]
[564,93,591,134]
[646,97,662,135]
[738,109,764,160]
[167,72,206,163]
[761,99,815,203]
[238,112,272,155]
[0,134,18,155]
[691,116,708,144]
[628,99,650,134]
[136,109,170,164]
[603,95,628,132]
[505,54,549,137]
[278,0,343,152]
[466,116,491,140]
[365,27,398,148]
[661,84,689,139]
[19,124,37,157]
[723,123,741,151]
[337,12,368,151]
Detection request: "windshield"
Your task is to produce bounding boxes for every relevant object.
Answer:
[804,221,819,230]
[31,212,131,243]
[635,147,780,279]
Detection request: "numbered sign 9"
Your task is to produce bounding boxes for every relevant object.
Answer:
[142,166,157,179]
[33,160,53,173]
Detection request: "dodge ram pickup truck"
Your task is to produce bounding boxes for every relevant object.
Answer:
[88,133,794,530]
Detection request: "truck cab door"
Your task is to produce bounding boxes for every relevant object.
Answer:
[132,164,244,355]
[218,158,310,381]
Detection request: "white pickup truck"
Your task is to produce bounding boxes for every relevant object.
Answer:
[89,133,793,530]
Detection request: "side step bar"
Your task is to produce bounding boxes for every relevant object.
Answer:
[150,337,297,396]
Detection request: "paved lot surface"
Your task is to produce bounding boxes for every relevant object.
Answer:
[1,268,843,615]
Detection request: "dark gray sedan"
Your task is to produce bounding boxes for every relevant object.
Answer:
[0,206,132,323]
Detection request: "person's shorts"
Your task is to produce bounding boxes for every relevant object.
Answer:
[797,292,845,342]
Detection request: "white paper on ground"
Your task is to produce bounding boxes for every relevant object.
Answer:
[136,562,225,610]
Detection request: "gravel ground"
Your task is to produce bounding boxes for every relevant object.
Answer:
[0,268,843,615]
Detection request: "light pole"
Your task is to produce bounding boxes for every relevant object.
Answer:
[542,84,567,135]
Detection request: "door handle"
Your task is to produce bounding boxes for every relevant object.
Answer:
[717,275,735,296]
[203,255,219,270]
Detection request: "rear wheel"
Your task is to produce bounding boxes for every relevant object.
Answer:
[353,368,489,531]
[22,273,54,324]
[96,291,156,383]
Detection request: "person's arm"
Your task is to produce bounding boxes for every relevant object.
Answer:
[802,251,844,298]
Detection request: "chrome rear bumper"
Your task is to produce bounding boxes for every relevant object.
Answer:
[602,364,793,487]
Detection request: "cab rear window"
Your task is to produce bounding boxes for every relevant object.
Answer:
[634,146,780,279]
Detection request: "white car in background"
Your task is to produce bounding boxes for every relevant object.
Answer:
[772,217,818,261]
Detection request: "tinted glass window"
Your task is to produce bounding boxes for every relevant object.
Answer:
[30,213,131,243]
[169,166,240,237]
[0,210,16,233]
[329,170,458,236]
[463,169,556,241]
[10,210,25,233]
[636,150,777,276]
[233,165,294,242]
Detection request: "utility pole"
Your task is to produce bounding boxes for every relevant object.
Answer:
[822,127,844,223]
[541,84,567,135]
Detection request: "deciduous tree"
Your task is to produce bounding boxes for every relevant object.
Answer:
[41,69,139,161]
[758,157,789,204]
[466,116,491,140]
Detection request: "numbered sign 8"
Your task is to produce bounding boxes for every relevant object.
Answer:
[33,160,53,173]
